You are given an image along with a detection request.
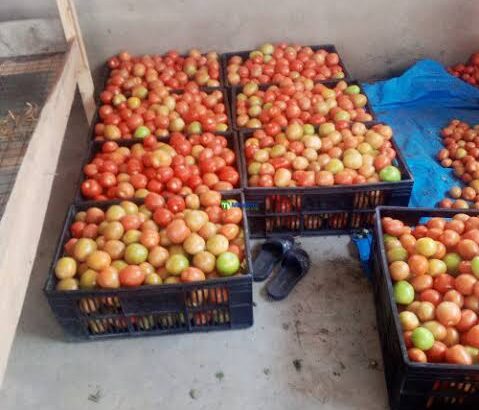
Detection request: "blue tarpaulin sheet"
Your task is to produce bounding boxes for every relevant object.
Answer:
[353,59,479,277]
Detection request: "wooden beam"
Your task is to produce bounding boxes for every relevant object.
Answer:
[0,40,80,386]
[56,0,95,125]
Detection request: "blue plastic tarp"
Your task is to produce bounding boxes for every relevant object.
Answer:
[354,59,479,277]
[363,59,479,207]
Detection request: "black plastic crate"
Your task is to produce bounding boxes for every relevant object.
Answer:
[75,132,243,204]
[230,79,375,131]
[220,44,351,87]
[44,192,253,341]
[372,206,479,410]
[238,126,413,237]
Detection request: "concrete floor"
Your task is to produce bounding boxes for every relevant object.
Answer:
[0,94,388,410]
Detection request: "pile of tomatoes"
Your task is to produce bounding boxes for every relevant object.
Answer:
[96,83,228,141]
[54,190,246,290]
[226,43,346,86]
[437,120,479,209]
[106,50,221,90]
[81,133,240,201]
[448,52,479,87]
[382,215,479,364]
[235,79,372,130]
[244,122,401,187]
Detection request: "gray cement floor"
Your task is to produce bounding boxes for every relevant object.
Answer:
[0,94,388,410]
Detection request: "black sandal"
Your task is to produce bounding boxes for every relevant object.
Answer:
[266,248,311,300]
[252,235,295,282]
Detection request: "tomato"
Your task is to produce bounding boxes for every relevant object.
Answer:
[166,177,182,193]
[167,196,185,213]
[466,325,479,348]
[153,208,173,227]
[436,301,462,327]
[408,254,429,276]
[180,267,206,282]
[456,309,478,332]
[81,179,102,198]
[166,219,191,244]
[119,265,145,287]
[457,239,479,259]
[218,166,239,186]
[144,192,164,210]
[445,345,472,365]
[434,274,455,293]
[97,266,120,288]
[455,274,478,295]
[427,341,447,363]
[408,348,427,363]
[420,289,442,306]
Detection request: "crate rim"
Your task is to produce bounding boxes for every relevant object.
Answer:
[375,205,479,371]
[237,122,414,194]
[220,43,352,87]
[44,192,253,296]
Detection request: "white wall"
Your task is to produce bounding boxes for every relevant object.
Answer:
[1,0,479,81]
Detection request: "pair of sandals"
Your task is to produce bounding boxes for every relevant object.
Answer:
[253,236,311,300]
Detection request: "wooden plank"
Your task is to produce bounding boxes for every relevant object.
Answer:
[0,40,80,386]
[56,0,95,125]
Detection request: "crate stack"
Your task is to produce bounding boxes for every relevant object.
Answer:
[221,44,413,237]
[44,51,254,341]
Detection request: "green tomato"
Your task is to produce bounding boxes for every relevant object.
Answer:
[124,243,148,264]
[379,166,401,182]
[411,327,435,351]
[471,256,479,278]
[216,252,240,276]
[387,247,408,262]
[259,43,274,55]
[325,158,344,174]
[187,121,202,134]
[345,85,361,95]
[166,254,189,276]
[465,346,479,363]
[444,252,462,275]
[134,125,150,139]
[394,280,415,305]
[303,124,315,135]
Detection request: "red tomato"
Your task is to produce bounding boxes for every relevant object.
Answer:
[98,172,117,188]
[153,208,173,227]
[218,166,239,186]
[167,177,182,193]
[144,192,165,210]
[70,221,85,238]
[167,195,185,213]
[81,179,102,198]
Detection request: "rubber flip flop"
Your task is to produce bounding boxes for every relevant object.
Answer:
[252,235,295,282]
[266,248,311,300]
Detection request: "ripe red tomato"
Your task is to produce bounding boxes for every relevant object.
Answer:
[153,208,173,227]
[81,179,102,198]
[144,192,164,210]
[167,195,185,213]
[218,166,239,186]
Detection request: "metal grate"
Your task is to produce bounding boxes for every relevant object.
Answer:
[0,52,65,218]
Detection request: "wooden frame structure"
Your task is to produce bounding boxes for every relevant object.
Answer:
[0,0,95,385]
